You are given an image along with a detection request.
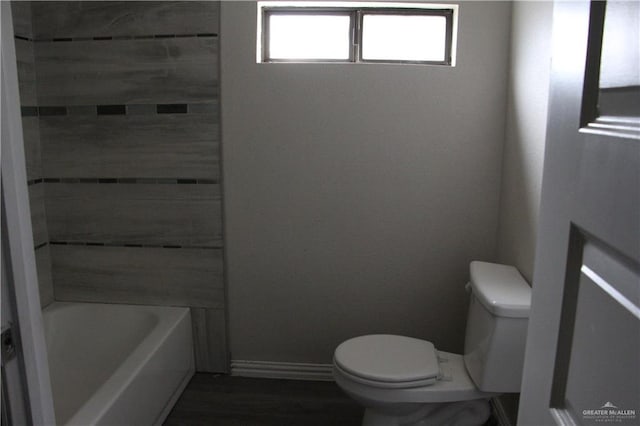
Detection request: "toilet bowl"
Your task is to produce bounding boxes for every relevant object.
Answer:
[333,335,494,426]
[333,261,532,426]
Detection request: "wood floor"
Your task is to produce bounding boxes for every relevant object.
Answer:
[163,374,363,426]
[164,374,500,426]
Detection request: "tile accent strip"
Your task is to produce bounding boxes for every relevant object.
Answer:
[68,106,97,115]
[27,178,44,186]
[21,103,217,116]
[49,240,220,250]
[97,104,126,115]
[27,33,217,43]
[21,106,39,116]
[157,104,188,114]
[38,106,67,116]
[40,177,218,184]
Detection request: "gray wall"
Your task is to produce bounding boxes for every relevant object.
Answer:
[495,2,554,424]
[13,1,227,372]
[221,1,512,364]
[496,1,553,286]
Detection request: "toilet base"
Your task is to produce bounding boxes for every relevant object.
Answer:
[361,398,491,426]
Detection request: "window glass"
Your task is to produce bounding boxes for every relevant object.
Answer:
[268,14,352,61]
[361,14,447,62]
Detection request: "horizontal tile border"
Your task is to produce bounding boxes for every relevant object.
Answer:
[34,241,48,250]
[35,241,222,250]
[27,178,44,186]
[21,103,217,117]
[20,106,38,116]
[28,178,219,186]
[157,104,188,114]
[49,241,220,250]
[15,33,217,43]
[96,104,126,115]
[45,178,217,184]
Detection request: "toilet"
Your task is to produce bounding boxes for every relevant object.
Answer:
[333,261,531,426]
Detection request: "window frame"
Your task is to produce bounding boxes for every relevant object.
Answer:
[261,8,357,63]
[260,4,455,66]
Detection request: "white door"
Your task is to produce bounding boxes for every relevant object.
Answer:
[2,229,31,425]
[1,2,56,424]
[518,1,639,425]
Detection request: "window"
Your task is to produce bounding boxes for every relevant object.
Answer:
[360,12,448,62]
[258,2,457,65]
[265,11,354,61]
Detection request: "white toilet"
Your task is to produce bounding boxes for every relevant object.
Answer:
[333,261,531,426]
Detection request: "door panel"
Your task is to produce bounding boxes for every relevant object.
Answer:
[550,235,639,424]
[519,0,639,424]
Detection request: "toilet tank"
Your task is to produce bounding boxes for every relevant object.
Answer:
[463,261,531,393]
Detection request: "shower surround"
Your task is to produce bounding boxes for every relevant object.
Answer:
[12,1,227,372]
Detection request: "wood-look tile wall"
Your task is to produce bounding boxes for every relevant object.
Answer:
[46,183,223,247]
[51,245,224,308]
[31,1,219,39]
[11,2,54,308]
[35,37,218,106]
[24,1,227,372]
[39,112,220,179]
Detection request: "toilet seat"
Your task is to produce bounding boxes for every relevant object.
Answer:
[333,348,495,404]
[334,335,440,389]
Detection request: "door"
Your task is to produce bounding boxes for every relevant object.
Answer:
[1,2,56,424]
[2,228,31,426]
[518,1,639,425]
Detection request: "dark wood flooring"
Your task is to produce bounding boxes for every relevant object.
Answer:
[163,374,363,426]
[164,374,500,426]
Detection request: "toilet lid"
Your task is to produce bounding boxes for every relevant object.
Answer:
[334,335,440,386]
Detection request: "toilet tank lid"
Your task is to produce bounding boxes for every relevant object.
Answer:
[469,261,531,318]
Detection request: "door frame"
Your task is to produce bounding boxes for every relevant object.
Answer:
[1,2,56,424]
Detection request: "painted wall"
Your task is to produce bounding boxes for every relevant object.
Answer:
[221,1,512,364]
[496,1,553,284]
[495,2,554,424]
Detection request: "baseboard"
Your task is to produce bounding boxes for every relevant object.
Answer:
[230,360,334,381]
[490,397,513,426]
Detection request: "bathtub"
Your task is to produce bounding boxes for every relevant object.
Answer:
[43,302,194,426]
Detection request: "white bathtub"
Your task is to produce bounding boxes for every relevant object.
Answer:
[43,302,194,426]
